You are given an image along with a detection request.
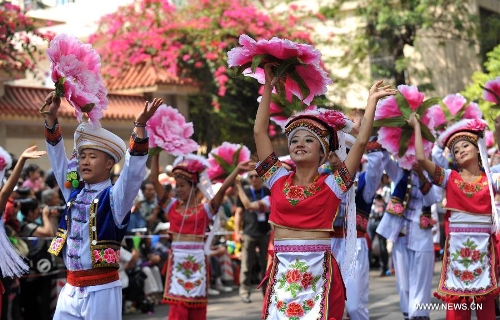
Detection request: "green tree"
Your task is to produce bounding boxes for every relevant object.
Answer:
[90,0,328,153]
[462,43,500,127]
[320,0,480,87]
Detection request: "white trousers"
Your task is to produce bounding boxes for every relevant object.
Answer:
[392,236,434,319]
[53,285,122,320]
[142,265,164,295]
[331,237,369,320]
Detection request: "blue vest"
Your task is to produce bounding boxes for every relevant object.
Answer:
[355,172,373,232]
[48,187,129,269]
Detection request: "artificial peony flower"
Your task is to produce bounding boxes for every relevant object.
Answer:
[427,93,482,130]
[146,104,199,156]
[485,130,494,148]
[206,142,251,183]
[45,34,108,126]
[374,85,437,170]
[228,34,331,105]
[482,76,500,104]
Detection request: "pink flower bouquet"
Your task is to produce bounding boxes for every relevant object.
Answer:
[482,76,500,105]
[44,34,108,126]
[206,142,251,183]
[146,104,199,156]
[227,34,331,105]
[427,93,482,131]
[374,85,438,170]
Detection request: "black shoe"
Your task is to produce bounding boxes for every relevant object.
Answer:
[241,297,252,303]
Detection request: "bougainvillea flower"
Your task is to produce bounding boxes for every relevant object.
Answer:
[46,34,108,126]
[206,142,251,182]
[374,85,437,170]
[146,104,199,156]
[228,34,331,105]
[482,76,500,104]
[427,93,482,130]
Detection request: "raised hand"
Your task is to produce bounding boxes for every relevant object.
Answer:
[40,92,62,127]
[407,113,421,128]
[136,98,163,125]
[19,146,47,160]
[236,160,256,173]
[368,80,398,102]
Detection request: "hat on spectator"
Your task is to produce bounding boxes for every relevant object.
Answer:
[154,222,170,234]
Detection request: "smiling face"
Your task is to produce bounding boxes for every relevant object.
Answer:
[78,148,115,185]
[452,140,479,167]
[174,176,196,202]
[288,129,323,166]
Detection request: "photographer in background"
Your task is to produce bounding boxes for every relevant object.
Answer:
[18,197,56,320]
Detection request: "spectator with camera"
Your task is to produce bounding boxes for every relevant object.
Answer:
[18,197,57,320]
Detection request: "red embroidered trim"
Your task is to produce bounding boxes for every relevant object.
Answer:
[45,124,62,145]
[66,268,119,287]
[129,135,148,155]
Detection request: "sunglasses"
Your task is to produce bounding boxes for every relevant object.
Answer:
[248,175,259,179]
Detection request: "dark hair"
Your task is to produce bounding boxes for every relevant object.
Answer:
[18,198,39,216]
[140,180,154,191]
[374,194,383,201]
[22,163,40,180]
[164,184,173,194]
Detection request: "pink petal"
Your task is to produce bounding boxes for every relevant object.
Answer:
[398,85,424,111]
[483,76,500,104]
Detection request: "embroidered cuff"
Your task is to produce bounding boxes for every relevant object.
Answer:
[433,166,445,186]
[256,152,282,182]
[44,119,62,146]
[333,163,354,192]
[129,132,149,156]
[419,179,432,195]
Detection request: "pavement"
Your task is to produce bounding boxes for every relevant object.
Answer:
[123,261,488,319]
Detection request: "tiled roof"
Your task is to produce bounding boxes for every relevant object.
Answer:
[104,62,195,91]
[0,84,145,121]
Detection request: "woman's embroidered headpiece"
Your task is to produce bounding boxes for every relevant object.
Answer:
[284,108,353,165]
[172,154,209,184]
[438,118,487,156]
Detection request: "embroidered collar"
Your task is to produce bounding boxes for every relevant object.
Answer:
[84,180,112,192]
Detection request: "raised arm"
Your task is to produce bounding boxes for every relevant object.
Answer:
[344,81,397,176]
[0,146,46,213]
[407,113,437,179]
[235,179,260,211]
[210,160,255,212]
[150,153,166,202]
[254,64,276,161]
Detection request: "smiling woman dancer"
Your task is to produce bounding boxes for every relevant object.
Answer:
[409,113,499,320]
[150,153,252,320]
[254,63,396,320]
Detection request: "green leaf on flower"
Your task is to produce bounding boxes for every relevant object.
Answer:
[211,152,233,174]
[148,147,162,156]
[398,124,413,157]
[54,77,66,97]
[275,56,302,78]
[438,100,453,122]
[289,69,311,104]
[231,146,243,168]
[417,97,440,116]
[81,103,95,113]
[419,122,436,143]
[480,84,500,106]
[373,116,407,128]
[395,92,412,119]
[251,54,268,73]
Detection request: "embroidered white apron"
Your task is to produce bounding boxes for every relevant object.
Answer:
[263,239,334,320]
[163,242,208,307]
[439,212,497,297]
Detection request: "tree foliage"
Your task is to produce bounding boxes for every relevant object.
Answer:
[462,43,500,128]
[0,3,53,78]
[90,0,327,153]
[320,0,480,87]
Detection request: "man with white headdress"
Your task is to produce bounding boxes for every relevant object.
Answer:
[331,134,385,320]
[42,93,162,320]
